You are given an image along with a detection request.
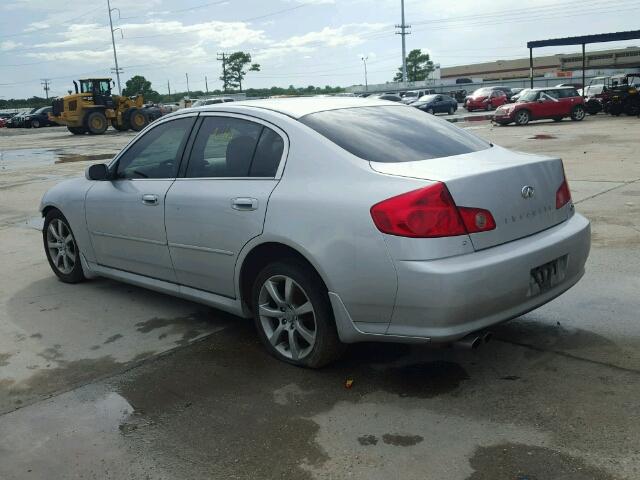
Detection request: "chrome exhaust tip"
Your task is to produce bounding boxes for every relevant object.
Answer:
[454,334,482,350]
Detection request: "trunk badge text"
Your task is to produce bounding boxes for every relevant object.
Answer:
[521,185,535,199]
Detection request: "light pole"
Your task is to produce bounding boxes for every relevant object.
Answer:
[361,56,368,92]
[107,0,123,95]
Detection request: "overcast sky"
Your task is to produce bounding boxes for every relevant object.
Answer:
[1,0,639,98]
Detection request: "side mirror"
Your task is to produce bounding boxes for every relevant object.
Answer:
[86,163,110,181]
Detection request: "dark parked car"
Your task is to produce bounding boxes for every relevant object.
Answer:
[373,93,402,102]
[412,94,458,115]
[6,109,38,128]
[494,87,585,125]
[24,106,56,128]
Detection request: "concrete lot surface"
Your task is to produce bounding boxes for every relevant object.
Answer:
[1,116,639,479]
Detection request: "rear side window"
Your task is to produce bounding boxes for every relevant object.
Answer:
[558,88,578,98]
[250,127,284,177]
[186,116,284,178]
[299,105,491,163]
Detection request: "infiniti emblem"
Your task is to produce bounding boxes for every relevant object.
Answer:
[521,185,535,199]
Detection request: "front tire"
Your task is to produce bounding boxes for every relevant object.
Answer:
[43,210,85,284]
[251,260,344,368]
[68,126,86,135]
[515,109,530,125]
[126,108,149,132]
[571,105,585,121]
[31,119,41,128]
[85,111,108,134]
[426,108,434,115]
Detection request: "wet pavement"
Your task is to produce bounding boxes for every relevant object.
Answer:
[1,117,639,479]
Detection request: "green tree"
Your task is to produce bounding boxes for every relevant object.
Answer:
[223,52,260,92]
[393,49,435,82]
[122,75,160,101]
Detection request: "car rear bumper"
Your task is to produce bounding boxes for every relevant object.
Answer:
[384,212,590,341]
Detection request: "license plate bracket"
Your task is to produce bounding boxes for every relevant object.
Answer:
[529,255,568,296]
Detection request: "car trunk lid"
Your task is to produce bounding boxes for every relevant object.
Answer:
[370,145,570,250]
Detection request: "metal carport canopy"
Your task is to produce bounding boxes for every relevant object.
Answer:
[526,30,640,89]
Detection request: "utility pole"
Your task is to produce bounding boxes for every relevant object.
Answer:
[107,0,123,95]
[41,79,51,99]
[395,0,411,83]
[360,57,368,92]
[167,80,171,95]
[205,75,209,94]
[185,73,190,97]
[217,52,228,92]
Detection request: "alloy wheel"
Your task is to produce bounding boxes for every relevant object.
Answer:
[258,275,317,361]
[517,110,529,125]
[46,218,77,275]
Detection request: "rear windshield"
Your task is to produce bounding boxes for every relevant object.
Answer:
[299,105,491,163]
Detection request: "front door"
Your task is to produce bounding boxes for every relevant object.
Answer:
[85,116,197,281]
[165,114,287,297]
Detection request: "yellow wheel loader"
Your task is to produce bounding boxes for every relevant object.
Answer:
[49,78,149,135]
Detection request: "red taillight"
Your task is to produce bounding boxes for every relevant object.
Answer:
[458,207,497,233]
[370,182,495,238]
[556,177,571,209]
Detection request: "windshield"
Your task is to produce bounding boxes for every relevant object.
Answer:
[417,95,437,102]
[404,91,418,97]
[299,105,491,163]
[518,90,539,102]
[472,88,492,97]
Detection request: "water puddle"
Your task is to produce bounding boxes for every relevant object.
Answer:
[0,149,113,171]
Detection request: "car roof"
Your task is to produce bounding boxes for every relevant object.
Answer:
[179,96,398,119]
[529,86,577,91]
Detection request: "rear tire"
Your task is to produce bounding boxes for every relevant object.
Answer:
[43,209,85,284]
[570,105,585,121]
[68,126,86,135]
[85,111,108,134]
[448,106,455,115]
[515,109,530,125]
[251,260,345,368]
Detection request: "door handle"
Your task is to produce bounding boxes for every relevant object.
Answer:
[142,194,159,206]
[231,197,258,211]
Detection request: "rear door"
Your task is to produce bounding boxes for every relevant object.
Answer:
[164,113,287,297]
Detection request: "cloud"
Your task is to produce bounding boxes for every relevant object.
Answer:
[0,41,22,51]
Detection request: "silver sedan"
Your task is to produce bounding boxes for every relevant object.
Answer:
[40,97,591,367]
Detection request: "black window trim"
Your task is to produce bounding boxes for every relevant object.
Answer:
[176,111,289,180]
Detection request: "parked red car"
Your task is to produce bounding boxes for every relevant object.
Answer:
[465,88,507,111]
[0,118,6,128]
[494,87,585,126]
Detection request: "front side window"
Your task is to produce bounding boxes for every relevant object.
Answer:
[300,105,491,163]
[186,116,280,178]
[116,117,195,179]
[80,81,92,93]
[99,81,110,93]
